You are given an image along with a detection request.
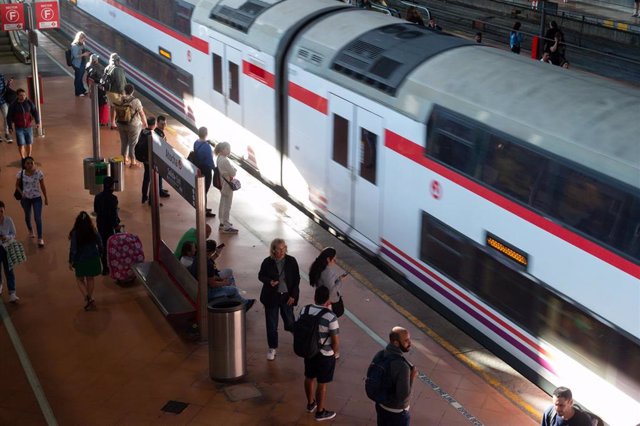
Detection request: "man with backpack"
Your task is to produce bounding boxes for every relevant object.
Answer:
[136,116,169,204]
[102,53,127,129]
[366,326,417,426]
[541,387,595,426]
[115,84,146,167]
[7,89,40,160]
[297,285,339,422]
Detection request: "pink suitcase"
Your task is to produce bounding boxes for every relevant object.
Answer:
[106,232,145,282]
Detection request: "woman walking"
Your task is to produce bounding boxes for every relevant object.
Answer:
[15,156,48,247]
[215,142,238,234]
[69,211,103,310]
[0,201,19,303]
[258,238,300,361]
[309,247,348,316]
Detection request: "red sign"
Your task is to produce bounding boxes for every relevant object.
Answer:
[0,4,25,31]
[34,1,60,30]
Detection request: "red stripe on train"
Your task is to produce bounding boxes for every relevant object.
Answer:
[104,0,208,54]
[288,82,328,115]
[384,129,640,280]
[243,61,275,88]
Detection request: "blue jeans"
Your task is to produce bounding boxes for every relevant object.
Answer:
[375,404,410,426]
[264,293,295,349]
[207,285,246,303]
[73,65,86,96]
[15,127,33,147]
[20,196,43,239]
[0,246,16,293]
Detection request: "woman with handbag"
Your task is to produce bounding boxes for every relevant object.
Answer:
[68,211,103,311]
[258,238,300,361]
[15,156,48,247]
[214,142,239,234]
[0,201,19,303]
[309,247,348,319]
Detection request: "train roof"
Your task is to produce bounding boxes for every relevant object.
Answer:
[290,11,640,189]
[193,0,348,54]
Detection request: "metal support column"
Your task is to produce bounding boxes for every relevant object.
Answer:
[26,6,44,137]
[90,81,100,159]
[195,173,208,341]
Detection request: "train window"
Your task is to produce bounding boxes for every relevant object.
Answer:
[427,113,475,175]
[112,0,194,36]
[359,128,377,185]
[61,2,193,99]
[420,213,465,282]
[470,246,539,333]
[229,61,240,104]
[212,54,223,94]
[479,135,546,204]
[615,197,640,260]
[547,166,623,244]
[332,115,349,168]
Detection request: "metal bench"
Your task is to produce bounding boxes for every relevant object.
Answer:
[133,241,198,320]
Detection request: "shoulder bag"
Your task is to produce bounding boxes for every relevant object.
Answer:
[331,292,345,317]
[13,170,23,201]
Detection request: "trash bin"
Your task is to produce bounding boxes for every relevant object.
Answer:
[208,299,246,381]
[83,157,103,189]
[109,156,125,192]
[89,161,110,195]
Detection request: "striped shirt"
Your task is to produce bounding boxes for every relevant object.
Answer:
[300,304,339,356]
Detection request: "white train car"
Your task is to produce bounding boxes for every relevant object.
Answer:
[60,1,639,423]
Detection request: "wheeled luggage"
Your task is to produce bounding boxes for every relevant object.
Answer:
[99,103,110,126]
[106,232,144,282]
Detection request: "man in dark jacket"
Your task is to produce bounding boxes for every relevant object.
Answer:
[258,238,300,361]
[94,176,120,275]
[7,89,40,159]
[373,326,417,426]
[540,387,593,426]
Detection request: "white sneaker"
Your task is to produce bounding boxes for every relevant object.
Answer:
[267,348,276,361]
[221,227,239,234]
[9,293,19,303]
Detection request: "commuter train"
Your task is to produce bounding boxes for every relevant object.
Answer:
[60,1,639,423]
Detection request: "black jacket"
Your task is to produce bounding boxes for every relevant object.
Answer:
[258,255,300,306]
[94,190,119,233]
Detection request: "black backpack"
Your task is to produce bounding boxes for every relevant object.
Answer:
[544,405,602,426]
[135,129,151,163]
[213,166,222,190]
[365,350,405,404]
[293,305,330,358]
[100,68,113,92]
[65,49,73,66]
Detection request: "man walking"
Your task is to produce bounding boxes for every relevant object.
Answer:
[94,176,120,275]
[303,286,339,422]
[7,89,40,159]
[370,326,417,426]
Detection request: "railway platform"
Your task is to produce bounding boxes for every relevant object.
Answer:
[0,54,552,425]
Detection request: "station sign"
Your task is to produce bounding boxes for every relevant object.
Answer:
[0,4,25,31]
[34,1,60,30]
[152,134,198,208]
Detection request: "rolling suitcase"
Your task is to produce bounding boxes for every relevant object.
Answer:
[106,232,144,282]
[99,103,110,126]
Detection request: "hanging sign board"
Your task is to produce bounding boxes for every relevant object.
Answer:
[1,4,25,31]
[152,134,198,208]
[34,1,60,30]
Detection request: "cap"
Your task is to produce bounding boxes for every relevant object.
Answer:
[103,176,117,187]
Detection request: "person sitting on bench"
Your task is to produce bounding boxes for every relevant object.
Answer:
[190,239,254,311]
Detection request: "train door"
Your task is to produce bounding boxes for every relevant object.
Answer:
[210,38,242,124]
[327,94,381,243]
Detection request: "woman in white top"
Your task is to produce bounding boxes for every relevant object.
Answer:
[0,200,18,302]
[15,156,48,247]
[214,142,238,234]
[308,247,348,309]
